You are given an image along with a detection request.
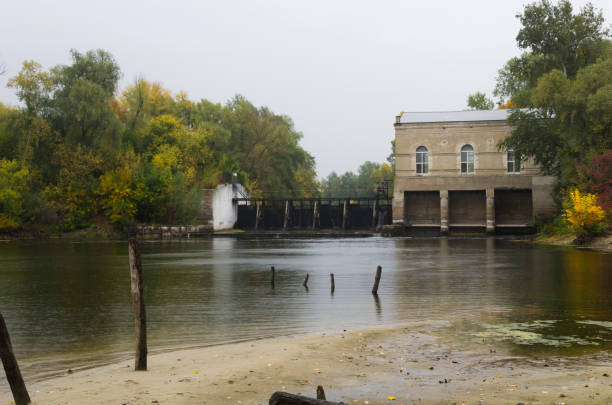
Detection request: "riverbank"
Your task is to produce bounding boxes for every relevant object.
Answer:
[3,321,611,405]
[535,233,612,253]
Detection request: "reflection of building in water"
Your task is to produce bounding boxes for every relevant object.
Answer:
[392,110,556,234]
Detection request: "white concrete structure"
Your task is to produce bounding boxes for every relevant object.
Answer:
[212,184,249,231]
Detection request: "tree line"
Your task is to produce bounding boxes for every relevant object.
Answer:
[0,50,322,232]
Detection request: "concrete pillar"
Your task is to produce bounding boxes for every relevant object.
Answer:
[283,200,290,230]
[440,190,449,235]
[486,188,495,234]
[392,190,404,225]
[371,200,378,229]
[255,202,262,230]
[312,201,320,230]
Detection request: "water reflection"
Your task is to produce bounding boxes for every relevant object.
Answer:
[373,294,382,320]
[0,237,610,383]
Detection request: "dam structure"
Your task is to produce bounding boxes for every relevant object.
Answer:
[392,110,555,234]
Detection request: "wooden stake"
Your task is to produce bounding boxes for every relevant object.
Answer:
[316,385,326,400]
[330,273,335,293]
[271,266,275,289]
[128,238,147,371]
[303,273,309,288]
[342,200,348,229]
[0,312,30,405]
[371,265,382,295]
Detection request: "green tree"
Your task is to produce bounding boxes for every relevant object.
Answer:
[494,0,611,106]
[50,50,122,150]
[7,61,53,114]
[467,92,494,110]
[500,58,612,181]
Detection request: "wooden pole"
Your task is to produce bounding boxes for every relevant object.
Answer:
[271,266,275,289]
[371,265,382,295]
[316,385,326,400]
[303,273,309,288]
[128,238,147,371]
[342,200,348,230]
[0,312,30,405]
[330,273,335,293]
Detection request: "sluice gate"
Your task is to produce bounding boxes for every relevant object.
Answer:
[233,198,392,230]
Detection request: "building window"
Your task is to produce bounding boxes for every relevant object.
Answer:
[460,145,474,173]
[416,146,429,174]
[507,148,520,173]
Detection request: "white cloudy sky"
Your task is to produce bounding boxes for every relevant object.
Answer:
[1,0,610,177]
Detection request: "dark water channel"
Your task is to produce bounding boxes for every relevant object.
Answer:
[0,237,611,385]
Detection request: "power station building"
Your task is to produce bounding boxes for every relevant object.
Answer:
[392,110,556,233]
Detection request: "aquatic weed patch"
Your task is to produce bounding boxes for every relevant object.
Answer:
[469,320,612,348]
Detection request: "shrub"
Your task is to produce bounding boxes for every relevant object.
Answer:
[563,188,607,239]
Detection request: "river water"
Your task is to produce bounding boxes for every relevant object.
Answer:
[1,237,611,385]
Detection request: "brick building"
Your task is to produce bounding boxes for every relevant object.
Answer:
[392,110,556,233]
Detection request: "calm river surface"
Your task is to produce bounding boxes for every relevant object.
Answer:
[1,237,611,384]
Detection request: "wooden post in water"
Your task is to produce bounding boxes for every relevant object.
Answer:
[271,266,275,289]
[330,273,335,293]
[303,273,309,288]
[316,385,326,400]
[371,265,382,295]
[128,238,148,371]
[342,200,348,230]
[0,312,30,405]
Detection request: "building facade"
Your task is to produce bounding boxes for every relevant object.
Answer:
[392,110,556,233]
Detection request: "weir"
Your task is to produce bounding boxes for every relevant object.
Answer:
[233,197,392,230]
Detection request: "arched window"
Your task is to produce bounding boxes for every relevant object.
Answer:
[461,145,474,173]
[416,146,428,174]
[507,148,520,173]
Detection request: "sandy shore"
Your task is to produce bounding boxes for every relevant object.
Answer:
[2,320,611,405]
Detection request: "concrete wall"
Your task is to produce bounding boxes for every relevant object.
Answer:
[212,184,249,231]
[197,189,214,228]
[392,116,556,228]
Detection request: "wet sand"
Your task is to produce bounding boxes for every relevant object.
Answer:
[1,320,611,404]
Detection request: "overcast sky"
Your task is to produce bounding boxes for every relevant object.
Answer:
[1,0,610,177]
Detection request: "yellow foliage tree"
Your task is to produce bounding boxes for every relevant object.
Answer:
[563,188,607,237]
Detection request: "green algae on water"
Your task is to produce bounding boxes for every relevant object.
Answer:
[470,320,602,347]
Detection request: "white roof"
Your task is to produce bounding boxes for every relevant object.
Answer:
[398,110,510,124]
